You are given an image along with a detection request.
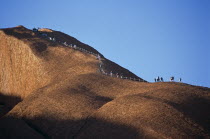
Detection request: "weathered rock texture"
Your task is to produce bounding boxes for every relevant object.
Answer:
[0,26,210,139]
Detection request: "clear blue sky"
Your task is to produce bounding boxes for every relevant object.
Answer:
[1,0,209,87]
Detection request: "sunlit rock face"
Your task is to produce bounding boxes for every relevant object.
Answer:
[0,26,209,139]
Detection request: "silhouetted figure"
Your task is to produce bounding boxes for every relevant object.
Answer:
[179,78,182,82]
[157,76,160,82]
[154,78,157,82]
[160,77,163,82]
[32,28,38,32]
[170,76,174,82]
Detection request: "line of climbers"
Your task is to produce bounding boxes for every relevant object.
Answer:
[32,27,145,82]
[97,55,145,82]
[155,76,182,82]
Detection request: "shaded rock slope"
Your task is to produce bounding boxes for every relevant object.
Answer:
[0,26,210,139]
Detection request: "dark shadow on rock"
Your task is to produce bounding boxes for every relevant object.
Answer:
[1,26,102,58]
[0,116,45,139]
[39,30,104,57]
[74,117,143,139]
[33,42,48,53]
[0,115,142,139]
[139,94,210,136]
[2,26,34,39]
[180,97,210,134]
[0,93,22,118]
[94,95,112,102]
[77,84,113,102]
[1,27,58,57]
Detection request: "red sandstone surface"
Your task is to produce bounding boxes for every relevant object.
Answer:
[0,26,209,139]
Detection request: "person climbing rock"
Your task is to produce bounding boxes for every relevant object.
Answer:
[97,54,101,60]
[110,71,113,77]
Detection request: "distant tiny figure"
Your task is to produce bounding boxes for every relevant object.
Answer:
[73,45,77,49]
[97,54,101,60]
[170,76,174,82]
[64,42,67,46]
[116,73,119,78]
[101,69,105,74]
[110,71,113,77]
[157,76,160,82]
[154,78,157,82]
[32,28,38,32]
[160,77,163,82]
[179,78,182,82]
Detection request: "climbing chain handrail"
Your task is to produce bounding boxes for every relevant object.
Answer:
[36,31,145,82]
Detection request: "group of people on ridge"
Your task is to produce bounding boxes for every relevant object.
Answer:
[155,76,182,82]
[154,76,164,82]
